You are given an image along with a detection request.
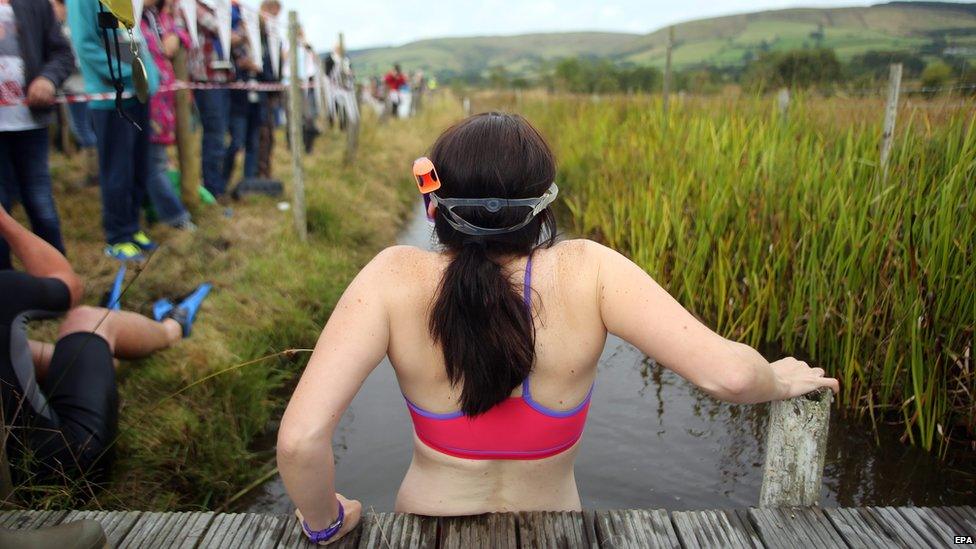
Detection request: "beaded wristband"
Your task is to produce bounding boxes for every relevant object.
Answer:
[301,499,345,544]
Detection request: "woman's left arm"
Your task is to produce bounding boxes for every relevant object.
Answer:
[277,249,396,539]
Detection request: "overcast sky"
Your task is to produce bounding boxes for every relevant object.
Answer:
[276,0,971,51]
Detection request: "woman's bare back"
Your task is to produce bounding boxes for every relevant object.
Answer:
[384,239,607,514]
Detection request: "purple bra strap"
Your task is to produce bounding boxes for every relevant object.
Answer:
[523,254,533,310]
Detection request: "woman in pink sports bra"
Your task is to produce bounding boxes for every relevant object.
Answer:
[277,113,839,545]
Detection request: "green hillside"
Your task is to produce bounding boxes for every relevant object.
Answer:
[349,32,641,78]
[348,2,976,79]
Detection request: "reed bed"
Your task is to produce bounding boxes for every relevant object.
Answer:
[507,93,975,454]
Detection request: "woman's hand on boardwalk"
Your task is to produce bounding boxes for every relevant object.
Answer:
[770,358,839,399]
[295,493,362,545]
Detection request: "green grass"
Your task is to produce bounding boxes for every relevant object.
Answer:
[9,97,459,510]
[480,91,975,454]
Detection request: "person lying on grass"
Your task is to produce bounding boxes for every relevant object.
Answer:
[0,205,210,488]
[276,113,840,545]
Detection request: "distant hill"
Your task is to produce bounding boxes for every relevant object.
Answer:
[348,2,976,79]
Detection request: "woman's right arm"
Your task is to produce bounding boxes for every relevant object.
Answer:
[588,241,838,404]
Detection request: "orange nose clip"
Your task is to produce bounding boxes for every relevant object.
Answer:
[413,157,441,194]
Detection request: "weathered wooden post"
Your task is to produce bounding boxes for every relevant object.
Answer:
[662,26,674,117]
[759,388,833,507]
[288,11,307,242]
[879,63,903,182]
[173,46,200,207]
[340,32,359,164]
[58,103,75,156]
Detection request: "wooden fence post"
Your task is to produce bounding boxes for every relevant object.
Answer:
[777,87,790,120]
[173,46,200,207]
[879,63,903,181]
[759,388,833,507]
[462,96,471,116]
[288,11,307,242]
[662,26,674,117]
[58,103,76,157]
[339,32,359,164]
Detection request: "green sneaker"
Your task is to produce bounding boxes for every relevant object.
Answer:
[132,230,158,251]
[104,242,145,262]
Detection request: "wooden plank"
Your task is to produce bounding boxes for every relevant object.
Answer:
[439,513,517,549]
[198,512,289,548]
[823,507,908,548]
[518,511,594,548]
[862,507,933,548]
[354,512,435,549]
[276,511,363,548]
[0,509,68,529]
[895,507,965,548]
[936,506,976,537]
[748,508,846,549]
[672,509,762,548]
[594,509,679,548]
[117,511,213,548]
[63,510,142,547]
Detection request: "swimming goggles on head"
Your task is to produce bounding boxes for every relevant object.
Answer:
[412,157,558,236]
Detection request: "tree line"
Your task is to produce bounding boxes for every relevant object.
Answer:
[454,48,975,94]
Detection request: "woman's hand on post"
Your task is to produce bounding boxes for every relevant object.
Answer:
[295,493,362,546]
[769,357,839,399]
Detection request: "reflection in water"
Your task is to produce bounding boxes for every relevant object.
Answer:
[246,204,976,513]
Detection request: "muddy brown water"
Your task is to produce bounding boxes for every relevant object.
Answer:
[246,204,975,513]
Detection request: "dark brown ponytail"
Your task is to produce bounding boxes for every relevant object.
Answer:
[428,113,557,416]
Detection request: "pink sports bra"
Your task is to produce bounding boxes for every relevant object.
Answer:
[403,255,594,460]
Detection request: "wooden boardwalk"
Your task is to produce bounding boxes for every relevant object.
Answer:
[2,506,974,548]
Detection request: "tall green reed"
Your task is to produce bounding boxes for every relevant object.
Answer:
[518,93,975,453]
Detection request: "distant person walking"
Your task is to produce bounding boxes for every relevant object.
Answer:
[383,63,406,118]
[0,0,74,270]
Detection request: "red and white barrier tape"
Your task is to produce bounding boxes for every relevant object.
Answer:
[0,79,315,107]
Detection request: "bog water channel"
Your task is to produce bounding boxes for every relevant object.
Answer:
[247,204,975,513]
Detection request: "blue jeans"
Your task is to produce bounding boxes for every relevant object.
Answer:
[223,101,261,181]
[195,88,230,197]
[0,128,65,270]
[66,102,97,148]
[147,143,190,227]
[90,102,150,245]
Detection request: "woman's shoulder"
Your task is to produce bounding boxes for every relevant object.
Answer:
[545,238,614,266]
[362,245,445,282]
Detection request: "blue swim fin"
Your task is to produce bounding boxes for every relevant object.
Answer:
[152,298,174,322]
[165,283,212,338]
[107,264,127,310]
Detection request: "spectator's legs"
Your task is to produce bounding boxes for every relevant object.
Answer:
[57,305,182,361]
[223,110,246,183]
[0,132,14,269]
[7,128,66,255]
[90,105,142,245]
[196,88,231,197]
[146,143,191,227]
[66,101,97,148]
[66,102,99,187]
[257,94,276,178]
[243,102,261,178]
